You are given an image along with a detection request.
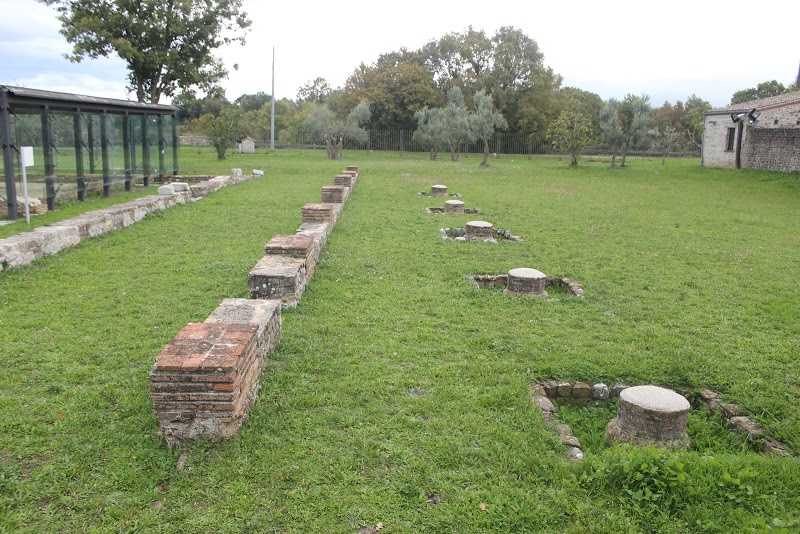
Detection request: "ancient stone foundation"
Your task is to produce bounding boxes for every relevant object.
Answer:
[465,221,495,241]
[431,185,448,197]
[334,174,355,188]
[444,200,465,213]
[505,268,547,297]
[149,298,281,449]
[605,385,691,449]
[152,166,360,447]
[302,203,335,224]
[322,185,348,204]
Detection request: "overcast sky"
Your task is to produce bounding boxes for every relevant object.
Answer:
[1,0,798,109]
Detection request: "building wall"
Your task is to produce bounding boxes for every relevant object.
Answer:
[744,129,800,172]
[702,101,800,170]
[702,114,741,168]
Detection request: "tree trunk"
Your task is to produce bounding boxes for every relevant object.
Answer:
[610,150,617,167]
[570,150,578,166]
[481,136,489,166]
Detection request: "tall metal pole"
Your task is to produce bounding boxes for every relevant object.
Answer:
[270,46,275,151]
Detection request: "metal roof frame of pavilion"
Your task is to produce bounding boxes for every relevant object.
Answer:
[1,85,178,220]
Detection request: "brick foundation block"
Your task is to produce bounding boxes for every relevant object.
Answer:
[322,185,348,204]
[149,299,281,448]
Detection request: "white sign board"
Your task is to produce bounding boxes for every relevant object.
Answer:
[20,146,34,223]
[21,146,34,167]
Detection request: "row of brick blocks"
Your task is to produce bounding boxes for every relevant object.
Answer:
[149,167,359,448]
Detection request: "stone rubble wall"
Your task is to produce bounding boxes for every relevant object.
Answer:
[743,128,800,173]
[0,171,262,272]
[152,166,359,447]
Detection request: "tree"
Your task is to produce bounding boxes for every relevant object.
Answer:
[304,101,371,160]
[652,125,679,164]
[616,94,653,167]
[198,104,245,160]
[681,94,711,150]
[469,90,508,166]
[731,80,790,105]
[38,0,251,103]
[413,106,446,160]
[440,87,474,161]
[599,99,625,166]
[297,78,332,104]
[174,86,229,123]
[547,109,592,166]
[340,56,441,130]
[234,92,271,113]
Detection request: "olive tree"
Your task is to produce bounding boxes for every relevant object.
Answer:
[305,101,371,160]
[413,106,446,160]
[469,90,508,166]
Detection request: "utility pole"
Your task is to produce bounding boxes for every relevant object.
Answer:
[270,46,275,151]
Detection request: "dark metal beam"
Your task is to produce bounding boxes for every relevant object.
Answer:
[142,114,150,187]
[41,105,55,211]
[172,116,179,176]
[73,110,86,201]
[100,111,110,197]
[157,115,165,182]
[122,113,131,191]
[0,90,17,219]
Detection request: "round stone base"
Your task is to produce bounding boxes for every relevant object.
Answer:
[444,200,465,213]
[465,220,494,241]
[605,385,691,449]
[504,267,547,297]
[431,185,448,197]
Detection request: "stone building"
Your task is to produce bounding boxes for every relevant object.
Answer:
[701,91,800,172]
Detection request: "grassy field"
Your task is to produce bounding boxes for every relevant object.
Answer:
[1,148,799,532]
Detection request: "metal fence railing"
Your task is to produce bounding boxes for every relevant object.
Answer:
[180,127,701,158]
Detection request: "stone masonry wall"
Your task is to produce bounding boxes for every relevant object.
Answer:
[743,128,800,172]
[0,171,260,271]
[703,100,800,170]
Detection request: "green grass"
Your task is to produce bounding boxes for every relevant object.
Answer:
[1,149,799,532]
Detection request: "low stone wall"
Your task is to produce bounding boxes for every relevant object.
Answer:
[744,128,800,172]
[152,166,360,448]
[0,172,261,272]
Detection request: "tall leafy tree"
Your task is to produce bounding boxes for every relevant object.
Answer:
[469,90,508,166]
[297,78,332,104]
[38,0,251,103]
[731,80,790,105]
[341,55,441,130]
[234,92,271,113]
[547,109,592,166]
